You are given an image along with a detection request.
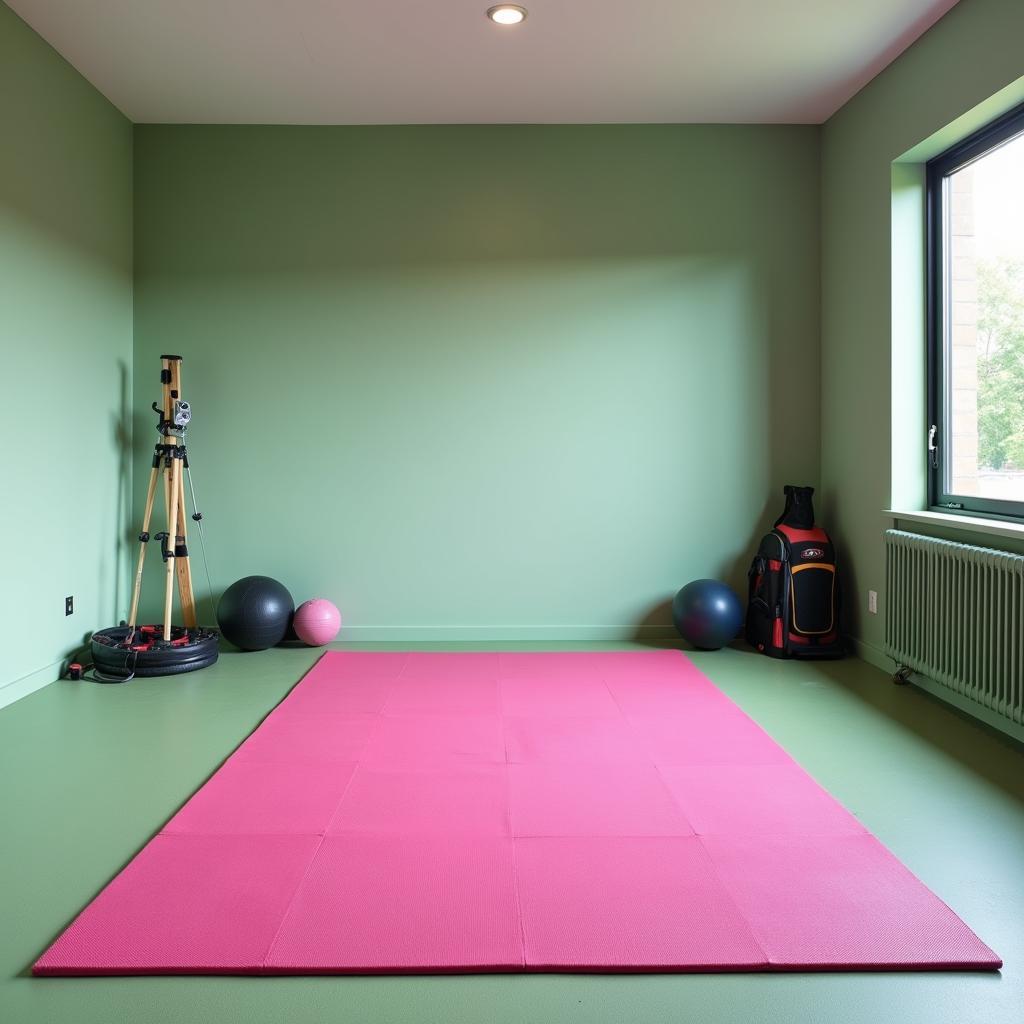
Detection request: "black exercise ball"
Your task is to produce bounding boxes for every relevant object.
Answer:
[671,579,743,650]
[217,576,295,651]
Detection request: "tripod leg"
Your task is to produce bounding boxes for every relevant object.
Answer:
[175,467,197,628]
[128,461,161,627]
[163,454,182,642]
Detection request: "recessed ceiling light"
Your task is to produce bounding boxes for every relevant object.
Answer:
[487,5,528,26]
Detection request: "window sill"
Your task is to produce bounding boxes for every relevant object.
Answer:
[884,509,1024,542]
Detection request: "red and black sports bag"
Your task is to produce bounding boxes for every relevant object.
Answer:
[746,485,844,659]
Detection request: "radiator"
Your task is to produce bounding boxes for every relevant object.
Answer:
[885,529,1024,728]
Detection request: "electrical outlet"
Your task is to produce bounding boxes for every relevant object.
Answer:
[868,590,878,615]
[65,595,74,616]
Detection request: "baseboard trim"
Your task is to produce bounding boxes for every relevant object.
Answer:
[848,636,892,675]
[335,625,679,643]
[0,659,64,712]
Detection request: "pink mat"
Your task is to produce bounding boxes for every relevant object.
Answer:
[34,650,1000,975]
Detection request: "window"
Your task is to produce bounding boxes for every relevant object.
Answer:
[927,103,1024,520]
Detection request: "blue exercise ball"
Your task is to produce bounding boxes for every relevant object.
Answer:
[671,579,743,650]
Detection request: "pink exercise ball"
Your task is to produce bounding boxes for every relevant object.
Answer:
[293,599,342,646]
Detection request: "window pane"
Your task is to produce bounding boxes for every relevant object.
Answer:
[945,131,1024,503]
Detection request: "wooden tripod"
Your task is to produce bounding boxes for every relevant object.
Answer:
[127,355,198,642]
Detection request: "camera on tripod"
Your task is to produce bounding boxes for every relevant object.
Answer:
[151,392,192,436]
[90,354,218,679]
[173,400,191,429]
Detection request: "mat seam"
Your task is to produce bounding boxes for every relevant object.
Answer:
[603,657,771,968]
[259,726,368,972]
[502,709,529,968]
[692,834,772,968]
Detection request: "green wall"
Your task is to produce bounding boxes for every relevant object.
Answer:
[133,125,820,638]
[821,0,1024,658]
[16,0,1020,672]
[0,4,133,707]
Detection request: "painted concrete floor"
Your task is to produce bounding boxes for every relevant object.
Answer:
[1,642,1021,1024]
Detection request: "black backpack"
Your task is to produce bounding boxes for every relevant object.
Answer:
[745,486,844,659]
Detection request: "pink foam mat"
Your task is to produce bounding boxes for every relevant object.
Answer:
[34,650,1001,976]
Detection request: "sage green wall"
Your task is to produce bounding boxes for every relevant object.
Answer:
[821,0,1024,659]
[134,125,820,638]
[0,3,132,706]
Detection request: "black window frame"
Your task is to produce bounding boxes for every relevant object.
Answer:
[926,101,1024,522]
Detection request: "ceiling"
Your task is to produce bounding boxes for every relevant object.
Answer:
[8,0,960,124]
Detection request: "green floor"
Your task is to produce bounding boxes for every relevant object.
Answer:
[2,643,1022,1024]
